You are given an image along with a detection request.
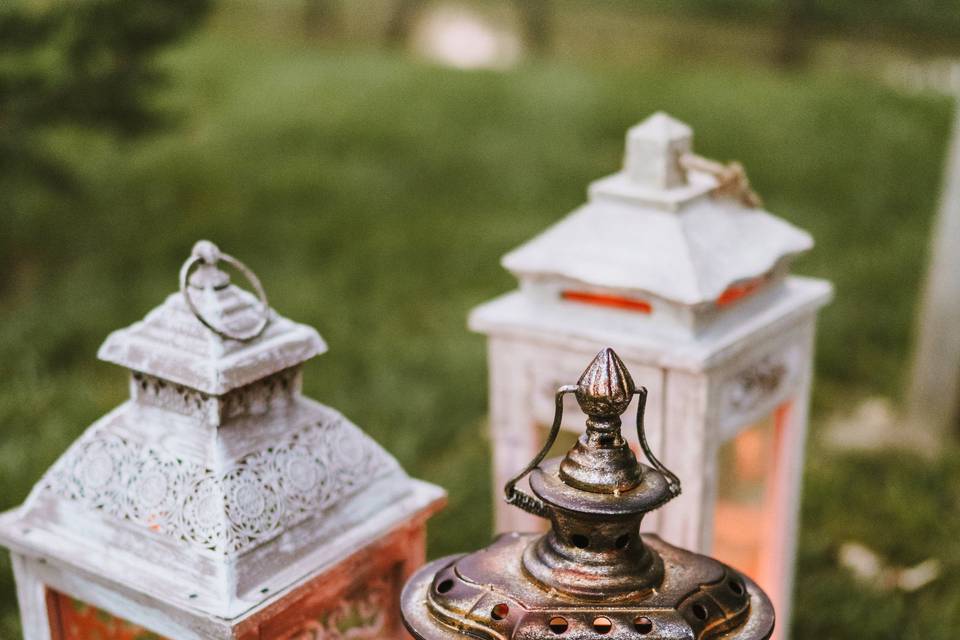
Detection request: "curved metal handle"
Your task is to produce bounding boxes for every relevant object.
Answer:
[503,385,578,518]
[634,387,681,497]
[179,240,270,342]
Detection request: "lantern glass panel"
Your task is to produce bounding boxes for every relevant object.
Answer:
[712,404,789,582]
[47,589,165,640]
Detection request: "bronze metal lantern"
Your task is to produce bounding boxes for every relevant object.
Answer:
[401,348,775,640]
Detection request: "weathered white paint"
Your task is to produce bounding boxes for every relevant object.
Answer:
[0,248,445,639]
[470,113,832,640]
[11,555,51,640]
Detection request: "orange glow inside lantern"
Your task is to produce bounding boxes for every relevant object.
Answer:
[561,290,654,314]
[47,590,163,640]
[712,403,791,612]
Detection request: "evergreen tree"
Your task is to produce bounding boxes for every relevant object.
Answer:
[0,0,213,189]
[0,0,212,292]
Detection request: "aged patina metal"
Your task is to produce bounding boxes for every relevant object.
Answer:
[401,348,775,640]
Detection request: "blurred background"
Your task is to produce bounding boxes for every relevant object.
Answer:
[1,0,959,637]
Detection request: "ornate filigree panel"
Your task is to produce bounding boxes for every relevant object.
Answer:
[719,343,803,433]
[41,417,397,556]
[725,356,787,413]
[130,368,300,423]
[130,371,211,418]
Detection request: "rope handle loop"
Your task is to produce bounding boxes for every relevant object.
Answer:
[679,152,763,209]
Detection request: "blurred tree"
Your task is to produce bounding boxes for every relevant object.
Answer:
[776,0,813,68]
[515,0,553,56]
[384,0,422,48]
[0,0,212,294]
[303,0,340,39]
[0,0,212,191]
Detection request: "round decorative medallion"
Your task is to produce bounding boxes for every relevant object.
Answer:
[334,430,367,469]
[137,469,169,510]
[81,441,117,489]
[286,452,321,493]
[183,476,226,550]
[232,477,267,519]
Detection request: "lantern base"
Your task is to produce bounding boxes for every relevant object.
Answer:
[402,532,774,640]
[0,480,445,640]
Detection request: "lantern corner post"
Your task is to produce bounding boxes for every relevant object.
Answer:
[657,367,713,552]
[485,335,546,534]
[760,320,819,638]
[10,554,53,640]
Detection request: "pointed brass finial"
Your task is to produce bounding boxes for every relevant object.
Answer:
[575,347,635,418]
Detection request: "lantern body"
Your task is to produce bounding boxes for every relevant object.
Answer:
[469,113,831,638]
[0,243,445,639]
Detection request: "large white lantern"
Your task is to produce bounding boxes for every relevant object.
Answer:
[0,241,445,639]
[469,113,832,637]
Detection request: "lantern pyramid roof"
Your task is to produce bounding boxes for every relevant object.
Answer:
[501,112,813,306]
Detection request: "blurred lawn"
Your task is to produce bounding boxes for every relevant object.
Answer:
[1,17,958,639]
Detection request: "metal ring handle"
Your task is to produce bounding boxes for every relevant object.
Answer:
[178,241,270,342]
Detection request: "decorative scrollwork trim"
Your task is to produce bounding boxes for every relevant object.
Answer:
[41,416,397,557]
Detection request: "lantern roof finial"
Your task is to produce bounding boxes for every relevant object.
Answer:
[192,239,221,264]
[185,239,230,290]
[625,111,693,190]
[560,348,644,494]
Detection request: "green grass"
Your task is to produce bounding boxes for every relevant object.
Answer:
[797,447,960,638]
[0,20,956,639]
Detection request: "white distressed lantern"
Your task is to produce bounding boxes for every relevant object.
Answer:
[0,241,445,640]
[469,113,831,637]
